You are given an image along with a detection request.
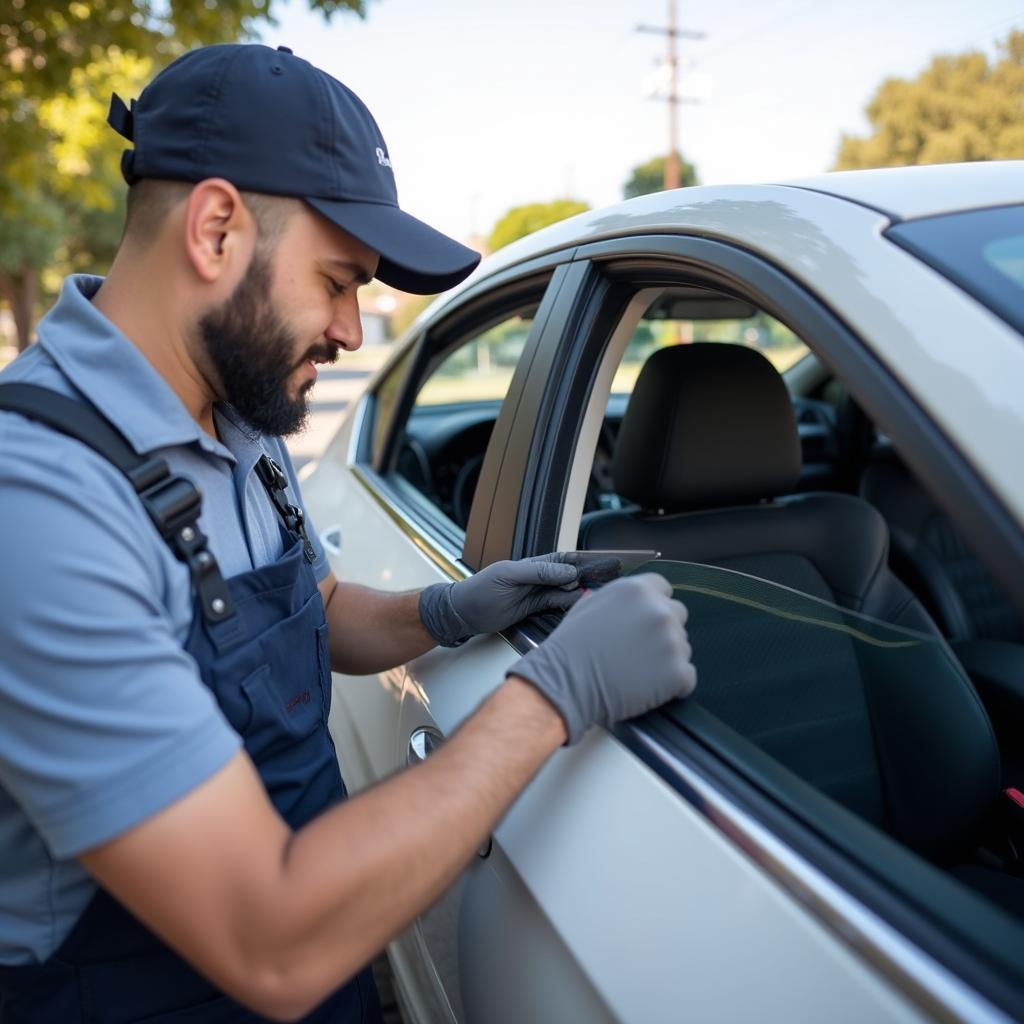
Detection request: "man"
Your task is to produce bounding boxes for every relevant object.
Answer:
[0,44,696,1023]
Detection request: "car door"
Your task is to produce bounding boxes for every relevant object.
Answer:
[308,221,1024,1022]
[343,249,973,1023]
[389,248,958,1024]
[488,230,1024,1023]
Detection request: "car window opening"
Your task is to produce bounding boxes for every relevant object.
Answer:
[388,305,540,531]
[570,284,1024,946]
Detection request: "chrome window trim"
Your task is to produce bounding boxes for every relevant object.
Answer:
[629,727,1012,1024]
[350,461,471,582]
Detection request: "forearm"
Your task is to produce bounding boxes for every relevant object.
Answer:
[80,572,691,1021]
[325,581,436,674]
[254,676,565,1016]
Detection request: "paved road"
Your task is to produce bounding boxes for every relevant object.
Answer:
[285,362,378,473]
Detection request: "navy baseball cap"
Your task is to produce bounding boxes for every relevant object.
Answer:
[107,44,480,294]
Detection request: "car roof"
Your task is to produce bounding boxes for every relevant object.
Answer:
[420,161,1023,320]
[781,160,1024,220]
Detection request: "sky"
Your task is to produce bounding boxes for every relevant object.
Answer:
[260,0,1024,244]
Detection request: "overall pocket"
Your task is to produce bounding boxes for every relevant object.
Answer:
[229,606,330,760]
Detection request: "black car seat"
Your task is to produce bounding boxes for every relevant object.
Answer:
[578,343,1019,897]
[860,452,1024,643]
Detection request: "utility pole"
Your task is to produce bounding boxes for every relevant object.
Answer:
[637,1,705,190]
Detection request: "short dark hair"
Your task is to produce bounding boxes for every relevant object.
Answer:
[122,179,298,246]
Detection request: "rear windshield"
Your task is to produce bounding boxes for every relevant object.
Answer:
[886,205,1024,337]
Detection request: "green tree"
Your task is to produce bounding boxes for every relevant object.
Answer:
[487,199,591,252]
[835,30,1024,170]
[0,1,367,102]
[623,152,698,199]
[0,0,368,352]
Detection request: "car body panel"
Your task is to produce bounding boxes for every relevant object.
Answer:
[301,163,1024,1022]
[398,636,933,1024]
[783,161,1024,220]
[308,438,955,1022]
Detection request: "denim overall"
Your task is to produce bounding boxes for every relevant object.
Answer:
[0,385,382,1023]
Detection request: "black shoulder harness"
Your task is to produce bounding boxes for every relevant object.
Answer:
[0,383,316,624]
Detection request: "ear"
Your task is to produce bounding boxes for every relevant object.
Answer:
[182,178,256,284]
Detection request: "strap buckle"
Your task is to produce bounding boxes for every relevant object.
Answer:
[140,474,202,540]
[171,519,235,624]
[141,471,235,623]
[256,455,318,565]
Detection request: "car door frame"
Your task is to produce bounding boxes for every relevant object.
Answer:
[346,247,582,577]
[480,231,1024,1023]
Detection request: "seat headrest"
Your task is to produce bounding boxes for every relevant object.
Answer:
[612,343,801,512]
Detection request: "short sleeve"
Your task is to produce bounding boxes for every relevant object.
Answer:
[0,418,242,858]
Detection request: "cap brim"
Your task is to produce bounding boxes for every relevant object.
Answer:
[306,197,480,295]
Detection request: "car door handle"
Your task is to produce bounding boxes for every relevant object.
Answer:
[320,525,343,555]
[408,726,444,765]
[408,726,491,858]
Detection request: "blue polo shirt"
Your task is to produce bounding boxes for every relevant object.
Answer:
[0,275,329,965]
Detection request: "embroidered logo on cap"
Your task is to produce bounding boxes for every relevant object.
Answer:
[375,147,392,169]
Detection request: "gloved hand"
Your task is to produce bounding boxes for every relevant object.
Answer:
[419,552,622,648]
[508,573,697,744]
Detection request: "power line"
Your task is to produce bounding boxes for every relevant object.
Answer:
[695,0,823,64]
[635,1,707,189]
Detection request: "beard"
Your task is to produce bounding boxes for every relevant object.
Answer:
[197,249,335,437]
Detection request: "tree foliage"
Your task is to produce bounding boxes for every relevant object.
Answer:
[835,30,1024,170]
[623,152,698,199]
[0,0,366,100]
[0,0,367,351]
[487,199,591,252]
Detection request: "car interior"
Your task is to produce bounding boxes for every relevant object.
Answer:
[391,285,1024,930]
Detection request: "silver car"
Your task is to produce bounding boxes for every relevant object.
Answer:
[303,161,1024,1024]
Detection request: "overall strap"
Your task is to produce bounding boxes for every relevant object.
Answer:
[255,454,318,564]
[0,383,236,625]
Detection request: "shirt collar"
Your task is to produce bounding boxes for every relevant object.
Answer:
[214,403,270,480]
[37,275,238,462]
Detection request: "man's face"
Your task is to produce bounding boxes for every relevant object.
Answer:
[197,206,378,437]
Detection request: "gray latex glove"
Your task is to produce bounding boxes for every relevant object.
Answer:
[419,552,620,648]
[508,573,697,744]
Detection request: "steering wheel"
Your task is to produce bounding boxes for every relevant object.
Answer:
[452,452,486,528]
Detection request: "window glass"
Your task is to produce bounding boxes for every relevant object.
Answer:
[563,273,1024,980]
[887,205,1024,337]
[371,346,414,465]
[392,311,535,529]
[983,234,1024,289]
[624,558,1024,940]
[415,316,532,406]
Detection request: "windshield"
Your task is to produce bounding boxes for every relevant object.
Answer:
[887,205,1024,337]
